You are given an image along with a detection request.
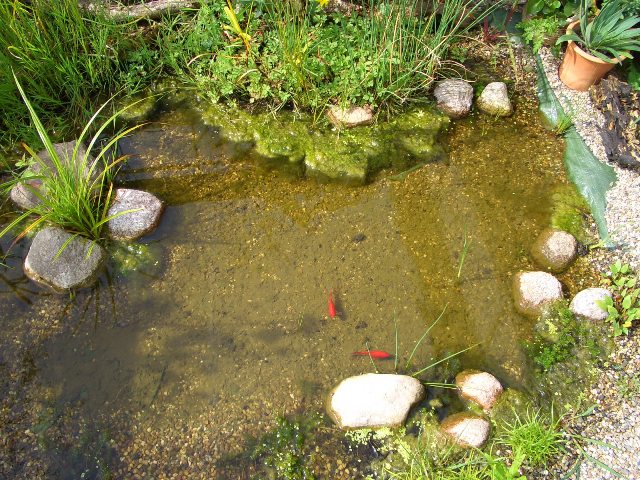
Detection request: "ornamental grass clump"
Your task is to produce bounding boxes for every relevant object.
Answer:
[0,75,143,246]
[557,0,640,62]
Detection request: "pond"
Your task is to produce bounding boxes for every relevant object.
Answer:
[0,99,573,478]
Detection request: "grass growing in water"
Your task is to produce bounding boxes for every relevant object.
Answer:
[0,76,142,246]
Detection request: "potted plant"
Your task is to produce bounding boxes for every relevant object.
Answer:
[556,0,640,90]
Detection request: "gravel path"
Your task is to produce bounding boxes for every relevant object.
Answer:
[539,47,640,480]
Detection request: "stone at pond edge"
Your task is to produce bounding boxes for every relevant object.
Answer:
[10,141,97,210]
[24,227,106,291]
[531,228,578,273]
[107,189,164,241]
[455,369,503,411]
[328,373,425,429]
[327,105,374,128]
[513,271,563,317]
[440,412,490,448]
[570,288,612,321]
[433,79,474,119]
[477,82,513,117]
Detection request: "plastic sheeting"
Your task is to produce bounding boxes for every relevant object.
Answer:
[535,56,616,240]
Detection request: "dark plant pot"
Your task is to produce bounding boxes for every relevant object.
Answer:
[558,21,621,91]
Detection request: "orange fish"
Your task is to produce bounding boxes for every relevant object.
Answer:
[352,350,393,360]
[328,290,337,319]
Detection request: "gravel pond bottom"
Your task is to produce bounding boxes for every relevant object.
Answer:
[1,100,597,478]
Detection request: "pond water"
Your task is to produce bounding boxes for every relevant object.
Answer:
[0,100,572,477]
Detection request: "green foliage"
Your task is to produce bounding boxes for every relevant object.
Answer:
[556,0,640,63]
[627,59,640,91]
[617,372,640,398]
[525,303,601,371]
[526,0,580,17]
[251,416,319,480]
[598,260,640,336]
[0,77,141,245]
[496,409,565,469]
[518,17,563,54]
[603,0,640,16]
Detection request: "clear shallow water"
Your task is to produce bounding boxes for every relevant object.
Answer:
[0,103,571,477]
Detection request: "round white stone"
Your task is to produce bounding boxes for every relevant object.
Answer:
[570,288,612,321]
[513,271,564,317]
[328,373,424,429]
[455,370,503,411]
[440,413,490,448]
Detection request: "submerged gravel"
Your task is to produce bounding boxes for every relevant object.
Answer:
[539,47,640,480]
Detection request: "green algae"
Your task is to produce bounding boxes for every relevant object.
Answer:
[198,103,448,184]
[550,185,592,244]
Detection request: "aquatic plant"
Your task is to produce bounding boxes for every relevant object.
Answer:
[0,76,141,246]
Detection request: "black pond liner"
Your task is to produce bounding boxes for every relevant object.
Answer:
[534,55,617,241]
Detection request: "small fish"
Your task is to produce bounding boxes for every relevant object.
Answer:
[328,290,337,319]
[352,350,394,360]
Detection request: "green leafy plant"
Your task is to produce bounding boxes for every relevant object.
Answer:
[598,260,639,336]
[518,17,563,54]
[0,75,142,247]
[556,0,640,62]
[526,0,580,17]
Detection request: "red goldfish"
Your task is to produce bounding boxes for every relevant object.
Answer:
[328,290,337,319]
[352,350,394,360]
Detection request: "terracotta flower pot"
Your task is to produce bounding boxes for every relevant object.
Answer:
[558,21,620,91]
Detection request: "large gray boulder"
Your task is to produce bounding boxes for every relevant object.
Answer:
[455,370,503,411]
[327,105,374,128]
[433,79,474,119]
[24,227,106,291]
[570,288,612,321]
[10,141,99,210]
[531,228,578,273]
[513,271,563,317]
[440,412,490,448]
[107,189,164,241]
[328,374,424,429]
[477,82,513,117]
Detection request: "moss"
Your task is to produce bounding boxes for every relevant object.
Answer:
[490,388,536,433]
[550,185,592,244]
[110,242,164,277]
[117,95,159,125]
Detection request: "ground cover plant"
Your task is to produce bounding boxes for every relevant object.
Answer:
[598,261,640,336]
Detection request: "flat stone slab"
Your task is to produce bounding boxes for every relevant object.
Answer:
[455,369,503,411]
[440,412,490,448]
[328,373,424,429]
[477,82,513,117]
[570,288,612,321]
[107,189,164,241]
[24,227,106,291]
[513,271,563,317]
[10,141,95,210]
[433,79,474,119]
[531,228,578,273]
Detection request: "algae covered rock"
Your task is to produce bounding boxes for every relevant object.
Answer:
[513,271,564,317]
[110,242,165,277]
[455,369,503,411]
[24,226,106,291]
[440,412,490,448]
[477,82,513,117]
[117,95,159,125]
[570,288,611,321]
[328,373,425,429]
[433,79,474,119]
[531,228,578,273]
[489,388,536,429]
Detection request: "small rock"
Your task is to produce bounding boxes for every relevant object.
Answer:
[513,271,564,317]
[433,79,474,119]
[570,288,612,321]
[24,227,106,291]
[531,228,578,273]
[440,412,490,448]
[455,370,503,411]
[10,141,97,210]
[107,189,164,241]
[328,373,424,429]
[327,105,374,128]
[477,82,513,117]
